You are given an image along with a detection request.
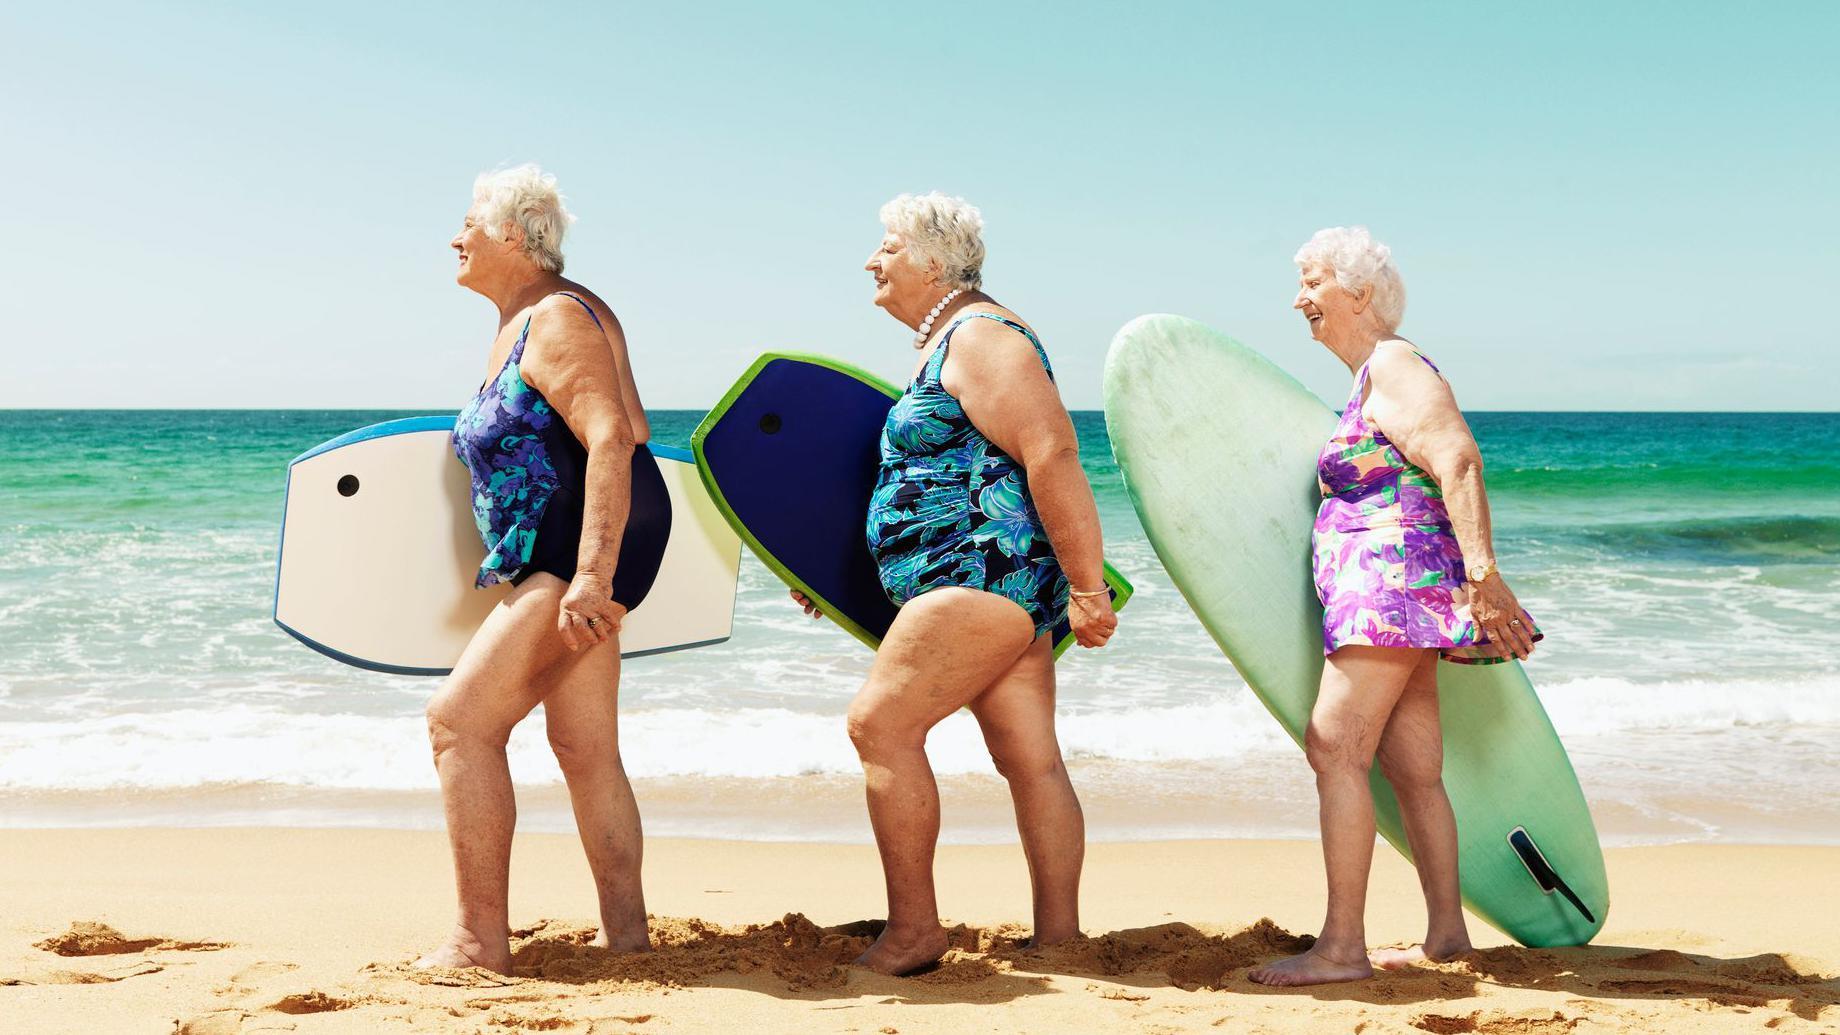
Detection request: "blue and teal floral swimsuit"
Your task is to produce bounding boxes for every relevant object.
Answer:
[452,292,670,608]
[866,312,1069,637]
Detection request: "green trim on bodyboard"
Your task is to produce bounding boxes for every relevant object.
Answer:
[692,351,1132,659]
[1102,314,1606,947]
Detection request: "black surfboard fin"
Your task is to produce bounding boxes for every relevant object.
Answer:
[1508,826,1596,924]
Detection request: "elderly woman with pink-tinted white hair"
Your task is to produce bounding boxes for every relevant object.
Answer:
[1248,226,1541,987]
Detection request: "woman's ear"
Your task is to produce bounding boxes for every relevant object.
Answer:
[1351,282,1374,314]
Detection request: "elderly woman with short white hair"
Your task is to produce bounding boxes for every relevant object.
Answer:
[421,164,669,972]
[1248,227,1542,986]
[791,191,1117,975]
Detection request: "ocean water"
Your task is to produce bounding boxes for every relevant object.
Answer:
[2,409,1837,844]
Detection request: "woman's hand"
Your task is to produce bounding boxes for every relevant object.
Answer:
[789,589,823,619]
[1466,574,1534,660]
[558,570,626,651]
[1069,591,1117,648]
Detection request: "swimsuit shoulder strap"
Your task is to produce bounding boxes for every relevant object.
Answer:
[512,292,604,363]
[935,312,1054,381]
[1374,338,1441,374]
[1358,340,1442,389]
[550,291,604,329]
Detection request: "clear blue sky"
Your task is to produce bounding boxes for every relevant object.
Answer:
[5,2,1833,410]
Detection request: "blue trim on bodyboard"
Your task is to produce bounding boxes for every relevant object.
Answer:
[288,414,457,465]
[276,615,730,675]
[275,418,724,675]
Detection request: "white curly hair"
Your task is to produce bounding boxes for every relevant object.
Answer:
[1293,226,1407,332]
[879,191,986,291]
[472,164,575,273]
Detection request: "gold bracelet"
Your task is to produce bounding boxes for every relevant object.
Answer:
[1069,586,1110,598]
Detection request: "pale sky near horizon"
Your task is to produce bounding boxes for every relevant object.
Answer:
[4,2,1834,411]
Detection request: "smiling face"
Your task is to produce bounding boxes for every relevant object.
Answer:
[449,205,522,292]
[1293,260,1366,346]
[864,230,942,324]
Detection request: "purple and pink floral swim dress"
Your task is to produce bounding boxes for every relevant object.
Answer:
[1311,342,1539,665]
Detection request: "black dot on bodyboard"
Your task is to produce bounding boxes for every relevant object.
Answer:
[337,475,360,497]
[759,413,782,434]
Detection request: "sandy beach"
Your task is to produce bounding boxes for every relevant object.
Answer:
[3,829,1835,1034]
[8,1,1836,1031]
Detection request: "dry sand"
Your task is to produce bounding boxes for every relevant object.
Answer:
[2,829,1835,1034]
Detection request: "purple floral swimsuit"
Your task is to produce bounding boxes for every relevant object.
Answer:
[1312,344,1538,665]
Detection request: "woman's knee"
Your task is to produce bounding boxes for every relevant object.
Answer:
[845,688,921,758]
[1303,718,1373,778]
[989,747,1066,786]
[546,726,620,778]
[985,731,1066,785]
[1377,741,1443,794]
[424,688,510,757]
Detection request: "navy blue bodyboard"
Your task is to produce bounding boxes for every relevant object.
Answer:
[692,353,1132,655]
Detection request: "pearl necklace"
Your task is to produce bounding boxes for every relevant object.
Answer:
[913,288,963,349]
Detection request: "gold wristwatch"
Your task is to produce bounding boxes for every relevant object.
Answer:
[1466,560,1498,585]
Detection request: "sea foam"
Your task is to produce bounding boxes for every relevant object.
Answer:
[4,676,1837,792]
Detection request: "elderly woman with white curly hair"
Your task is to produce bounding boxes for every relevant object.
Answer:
[1248,227,1542,987]
[419,165,670,972]
[791,192,1118,974]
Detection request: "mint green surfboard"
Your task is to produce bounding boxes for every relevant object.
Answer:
[1103,314,1607,948]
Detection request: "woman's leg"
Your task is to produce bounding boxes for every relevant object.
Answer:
[968,634,1084,946]
[1371,651,1473,967]
[417,576,573,973]
[541,600,650,952]
[1248,644,1427,987]
[846,587,1037,975]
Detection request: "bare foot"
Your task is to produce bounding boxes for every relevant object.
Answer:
[1370,936,1473,970]
[413,929,511,975]
[589,927,653,954]
[854,923,950,976]
[1020,927,1082,951]
[1247,945,1374,987]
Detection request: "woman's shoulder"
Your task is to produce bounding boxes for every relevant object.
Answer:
[526,286,623,352]
[534,284,619,326]
[1365,338,1449,402]
[1368,339,1435,375]
[941,307,1052,391]
[949,305,1041,349]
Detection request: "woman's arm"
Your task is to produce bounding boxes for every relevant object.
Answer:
[943,318,1115,648]
[521,296,638,650]
[1365,344,1534,659]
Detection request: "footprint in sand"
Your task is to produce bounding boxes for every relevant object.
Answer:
[174,1011,247,1035]
[1611,948,1699,972]
[213,960,302,997]
[34,920,229,956]
[1410,1009,1579,1034]
[483,1009,579,1031]
[269,990,357,1014]
[0,961,164,986]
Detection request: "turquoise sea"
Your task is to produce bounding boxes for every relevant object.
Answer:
[2,409,1837,843]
